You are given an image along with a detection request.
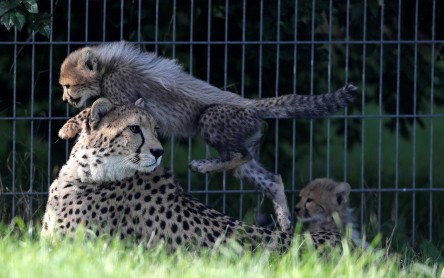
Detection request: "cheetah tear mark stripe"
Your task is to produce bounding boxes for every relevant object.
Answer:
[136,131,145,154]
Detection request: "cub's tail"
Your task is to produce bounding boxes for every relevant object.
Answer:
[250,84,357,119]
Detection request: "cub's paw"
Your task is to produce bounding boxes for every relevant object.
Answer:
[189,160,211,174]
[58,121,82,140]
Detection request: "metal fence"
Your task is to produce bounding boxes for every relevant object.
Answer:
[0,0,442,248]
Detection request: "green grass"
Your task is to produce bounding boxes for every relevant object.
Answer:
[0,224,442,278]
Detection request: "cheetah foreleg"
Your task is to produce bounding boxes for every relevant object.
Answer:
[58,108,92,139]
[193,104,261,173]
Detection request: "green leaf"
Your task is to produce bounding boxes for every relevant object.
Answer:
[11,10,25,30]
[24,0,38,13]
[0,11,13,30]
[0,2,11,17]
[38,24,50,37]
[0,0,22,17]
[28,12,50,37]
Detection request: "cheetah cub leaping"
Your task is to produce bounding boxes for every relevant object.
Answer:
[294,178,368,248]
[59,41,358,233]
[43,98,294,252]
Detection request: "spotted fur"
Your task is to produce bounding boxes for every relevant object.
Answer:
[43,100,292,252]
[59,41,358,233]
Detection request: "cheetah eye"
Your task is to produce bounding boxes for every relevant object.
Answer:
[306,198,313,203]
[154,126,160,132]
[85,60,94,71]
[129,125,141,134]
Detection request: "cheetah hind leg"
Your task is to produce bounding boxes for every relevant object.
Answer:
[234,159,293,234]
[190,104,261,173]
[192,104,292,232]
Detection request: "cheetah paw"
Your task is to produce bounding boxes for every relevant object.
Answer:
[58,122,81,139]
[189,160,210,173]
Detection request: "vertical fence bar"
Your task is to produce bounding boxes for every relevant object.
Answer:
[360,0,368,230]
[205,0,212,205]
[225,0,230,93]
[377,1,384,233]
[170,0,177,172]
[29,31,36,222]
[137,0,141,43]
[291,0,298,209]
[222,0,231,215]
[274,0,281,177]
[343,0,350,181]
[12,28,17,218]
[155,0,159,54]
[102,0,106,41]
[411,0,419,247]
[308,0,315,181]
[120,0,124,40]
[258,0,263,100]
[85,0,89,40]
[428,0,436,242]
[47,0,54,191]
[65,0,72,162]
[395,0,402,228]
[326,0,332,178]
[187,0,194,194]
[256,0,264,211]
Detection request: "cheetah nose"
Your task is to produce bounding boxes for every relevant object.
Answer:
[150,148,164,159]
[294,207,301,214]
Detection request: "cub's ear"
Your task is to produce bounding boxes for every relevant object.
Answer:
[334,182,351,205]
[89,97,115,129]
[58,108,92,140]
[79,47,98,72]
[135,98,145,108]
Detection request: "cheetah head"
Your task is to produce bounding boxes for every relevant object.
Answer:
[59,98,163,182]
[294,178,351,226]
[59,47,104,108]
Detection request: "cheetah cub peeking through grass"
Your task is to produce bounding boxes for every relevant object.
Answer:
[59,41,358,233]
[294,178,368,249]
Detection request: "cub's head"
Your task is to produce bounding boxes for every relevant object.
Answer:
[295,178,351,227]
[59,47,103,108]
[60,98,163,182]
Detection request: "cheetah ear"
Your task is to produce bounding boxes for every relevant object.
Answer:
[89,97,115,129]
[135,98,145,108]
[334,182,351,205]
[58,107,92,140]
[79,47,98,72]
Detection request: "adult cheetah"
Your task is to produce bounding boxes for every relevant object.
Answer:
[42,98,353,251]
[42,98,290,251]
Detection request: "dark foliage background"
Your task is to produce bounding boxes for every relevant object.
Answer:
[1,0,443,256]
